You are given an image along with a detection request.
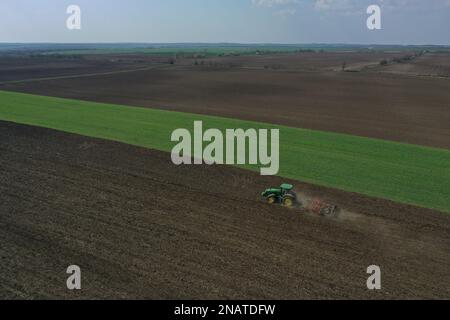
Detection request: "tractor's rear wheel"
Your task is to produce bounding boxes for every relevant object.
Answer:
[283,196,295,208]
[266,196,276,205]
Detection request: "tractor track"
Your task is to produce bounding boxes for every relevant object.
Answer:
[1,121,449,299]
[0,64,171,86]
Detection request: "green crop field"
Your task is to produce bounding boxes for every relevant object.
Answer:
[0,90,449,213]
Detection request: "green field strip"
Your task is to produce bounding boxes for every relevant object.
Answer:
[0,90,449,213]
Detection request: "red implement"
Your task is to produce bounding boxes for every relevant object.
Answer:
[305,198,339,217]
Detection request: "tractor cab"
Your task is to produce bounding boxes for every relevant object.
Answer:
[280,183,293,195]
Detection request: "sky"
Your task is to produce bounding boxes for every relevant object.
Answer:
[0,0,449,45]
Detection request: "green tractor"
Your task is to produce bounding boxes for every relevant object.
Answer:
[261,183,298,208]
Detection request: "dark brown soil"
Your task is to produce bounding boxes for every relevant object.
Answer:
[0,54,170,82]
[1,121,449,299]
[1,53,449,149]
[197,51,415,71]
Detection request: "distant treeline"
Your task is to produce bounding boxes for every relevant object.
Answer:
[1,43,448,57]
[379,51,427,66]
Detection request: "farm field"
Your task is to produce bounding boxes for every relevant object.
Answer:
[0,90,449,213]
[0,54,170,83]
[373,53,450,77]
[1,52,449,149]
[1,49,449,300]
[1,121,449,299]
[202,51,415,71]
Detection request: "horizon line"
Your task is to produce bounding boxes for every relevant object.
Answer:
[0,42,449,47]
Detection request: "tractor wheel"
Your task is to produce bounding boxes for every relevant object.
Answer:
[266,196,276,205]
[282,196,296,208]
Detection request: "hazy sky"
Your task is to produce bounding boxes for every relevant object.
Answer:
[1,0,449,44]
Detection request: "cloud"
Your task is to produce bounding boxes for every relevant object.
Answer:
[274,8,297,16]
[252,0,450,16]
[251,0,299,17]
[313,0,364,15]
[314,0,450,11]
[252,0,299,7]
[315,0,340,10]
